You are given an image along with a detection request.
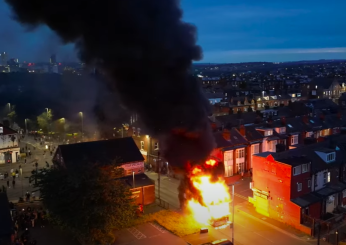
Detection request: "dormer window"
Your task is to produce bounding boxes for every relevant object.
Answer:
[279,127,285,134]
[264,130,273,136]
[326,153,335,162]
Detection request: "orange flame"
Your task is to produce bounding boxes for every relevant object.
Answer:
[187,164,231,226]
[205,159,217,167]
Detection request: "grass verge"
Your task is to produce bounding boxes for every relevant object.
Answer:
[132,209,201,237]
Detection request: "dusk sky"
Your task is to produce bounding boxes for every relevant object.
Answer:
[0,0,345,63]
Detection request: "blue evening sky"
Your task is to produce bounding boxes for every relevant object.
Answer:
[0,0,345,63]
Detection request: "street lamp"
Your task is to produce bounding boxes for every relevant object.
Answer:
[132,171,135,188]
[79,112,83,141]
[25,119,28,134]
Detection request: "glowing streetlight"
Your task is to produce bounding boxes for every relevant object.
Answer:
[24,119,29,134]
[79,112,84,141]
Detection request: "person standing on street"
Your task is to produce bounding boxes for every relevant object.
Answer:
[19,165,22,176]
[24,158,27,164]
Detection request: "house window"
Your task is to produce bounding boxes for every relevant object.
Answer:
[224,150,233,177]
[265,130,273,136]
[140,141,144,150]
[137,128,141,137]
[252,144,260,154]
[293,165,301,176]
[323,172,330,184]
[308,180,311,188]
[302,164,308,173]
[326,153,335,162]
[236,148,245,158]
[154,142,159,150]
[291,135,298,145]
[236,162,245,174]
[306,132,313,138]
[297,183,302,192]
[269,140,277,151]
[132,127,136,136]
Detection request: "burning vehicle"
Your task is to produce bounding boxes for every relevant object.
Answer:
[183,159,232,227]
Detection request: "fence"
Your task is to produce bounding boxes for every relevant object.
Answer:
[156,198,170,209]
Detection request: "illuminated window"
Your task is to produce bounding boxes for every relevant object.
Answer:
[291,135,298,145]
[140,141,144,150]
[154,142,159,150]
[252,144,260,154]
[265,130,273,136]
[236,148,244,158]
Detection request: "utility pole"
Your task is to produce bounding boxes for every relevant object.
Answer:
[158,151,161,200]
[317,221,320,245]
[232,184,235,245]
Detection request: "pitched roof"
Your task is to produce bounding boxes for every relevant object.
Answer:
[58,137,144,166]
[0,123,17,135]
[244,126,263,142]
[213,128,248,149]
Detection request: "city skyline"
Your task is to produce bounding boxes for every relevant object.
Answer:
[0,0,345,63]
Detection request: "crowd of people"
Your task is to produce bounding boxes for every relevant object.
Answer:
[10,203,48,245]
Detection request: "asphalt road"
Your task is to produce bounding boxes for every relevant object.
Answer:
[145,172,324,245]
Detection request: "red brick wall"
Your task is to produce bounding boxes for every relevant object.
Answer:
[309,202,321,219]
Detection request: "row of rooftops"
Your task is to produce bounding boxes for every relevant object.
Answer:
[212,112,346,148]
[256,134,346,174]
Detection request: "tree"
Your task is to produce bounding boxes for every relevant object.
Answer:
[35,163,137,245]
[37,109,53,133]
[7,105,16,127]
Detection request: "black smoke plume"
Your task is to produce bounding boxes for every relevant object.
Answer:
[5,0,215,167]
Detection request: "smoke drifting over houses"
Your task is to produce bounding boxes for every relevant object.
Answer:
[5,0,215,167]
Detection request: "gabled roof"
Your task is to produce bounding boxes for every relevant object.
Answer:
[310,78,340,90]
[244,125,263,142]
[214,128,248,149]
[0,123,17,135]
[58,137,144,166]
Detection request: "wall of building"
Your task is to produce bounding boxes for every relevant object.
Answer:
[252,155,304,229]
[313,170,328,191]
[309,202,322,219]
[290,163,311,199]
[0,134,19,149]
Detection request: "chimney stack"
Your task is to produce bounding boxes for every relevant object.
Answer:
[320,114,325,121]
[303,115,309,124]
[338,112,342,120]
[239,125,245,136]
[223,129,231,141]
[280,116,286,125]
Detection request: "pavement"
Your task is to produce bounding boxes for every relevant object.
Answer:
[114,222,187,245]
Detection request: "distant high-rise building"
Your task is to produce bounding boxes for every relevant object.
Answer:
[50,54,57,64]
[0,52,8,66]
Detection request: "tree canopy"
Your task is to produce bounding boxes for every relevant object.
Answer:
[35,163,137,245]
[37,109,53,133]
